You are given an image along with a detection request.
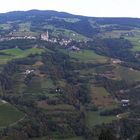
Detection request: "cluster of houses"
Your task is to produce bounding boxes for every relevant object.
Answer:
[40,31,81,51]
[59,38,73,46]
[0,31,49,42]
[0,31,81,52]
[0,35,37,41]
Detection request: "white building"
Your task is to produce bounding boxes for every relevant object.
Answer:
[121,99,130,107]
[41,31,49,41]
[25,69,34,75]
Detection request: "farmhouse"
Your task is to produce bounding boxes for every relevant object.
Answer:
[24,69,34,75]
[70,46,80,51]
[121,99,130,107]
[111,58,122,64]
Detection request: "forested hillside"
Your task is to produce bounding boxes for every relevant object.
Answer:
[0,10,140,140]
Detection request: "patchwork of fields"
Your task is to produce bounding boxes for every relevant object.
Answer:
[0,46,136,129]
[0,33,139,139]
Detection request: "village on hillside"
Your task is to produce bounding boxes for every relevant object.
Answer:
[0,31,82,51]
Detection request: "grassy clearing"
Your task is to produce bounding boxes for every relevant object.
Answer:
[0,47,45,64]
[70,50,108,63]
[86,110,117,128]
[90,86,116,107]
[98,30,131,38]
[41,78,55,89]
[23,77,55,96]
[1,47,44,56]
[53,17,80,23]
[11,31,38,37]
[0,24,12,30]
[121,29,140,51]
[79,68,95,76]
[126,36,140,51]
[114,65,140,83]
[88,86,117,127]
[11,22,38,36]
[0,102,24,127]
[97,29,140,52]
[62,50,108,64]
[0,55,14,65]
[38,102,75,111]
[18,22,31,32]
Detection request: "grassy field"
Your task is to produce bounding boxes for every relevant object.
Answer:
[114,65,140,83]
[0,47,45,64]
[0,102,24,127]
[18,22,31,32]
[38,102,75,111]
[87,85,117,128]
[62,50,108,64]
[41,78,55,89]
[97,29,140,52]
[1,47,44,56]
[0,24,12,30]
[22,77,56,97]
[52,17,80,23]
[86,110,117,128]
[98,30,132,38]
[0,55,14,65]
[124,30,140,51]
[90,86,116,107]
[126,36,140,51]
[10,22,38,36]
[87,85,117,127]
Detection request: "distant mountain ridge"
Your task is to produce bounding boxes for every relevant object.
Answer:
[1,10,140,37]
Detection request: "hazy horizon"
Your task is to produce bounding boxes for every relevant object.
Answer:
[0,0,140,18]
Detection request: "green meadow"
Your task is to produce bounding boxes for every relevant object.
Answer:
[86,110,117,128]
[61,49,108,64]
[114,65,140,83]
[0,47,45,64]
[0,102,24,127]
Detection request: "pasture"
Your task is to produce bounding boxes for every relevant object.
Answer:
[86,110,117,128]
[0,101,24,127]
[66,50,108,64]
[114,65,140,83]
[90,86,116,107]
[38,102,75,111]
[0,47,45,64]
